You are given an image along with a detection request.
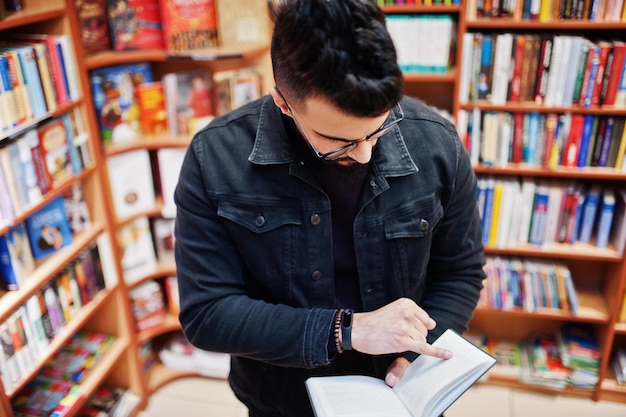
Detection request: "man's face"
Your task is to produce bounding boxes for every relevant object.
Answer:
[272,92,390,167]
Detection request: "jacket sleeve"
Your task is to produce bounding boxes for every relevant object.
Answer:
[174,139,335,369]
[420,132,486,343]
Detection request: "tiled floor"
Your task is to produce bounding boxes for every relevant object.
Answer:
[137,376,626,417]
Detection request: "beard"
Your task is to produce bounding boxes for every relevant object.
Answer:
[323,157,369,174]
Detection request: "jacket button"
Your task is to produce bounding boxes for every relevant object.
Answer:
[310,214,321,225]
[311,270,322,281]
[255,215,266,227]
[419,219,429,231]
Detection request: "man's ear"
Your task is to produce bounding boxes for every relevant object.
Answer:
[269,87,291,116]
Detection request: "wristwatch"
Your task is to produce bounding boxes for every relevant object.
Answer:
[341,309,353,351]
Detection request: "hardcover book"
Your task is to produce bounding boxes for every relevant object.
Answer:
[163,69,213,136]
[106,149,156,219]
[106,0,164,51]
[305,329,496,417]
[118,216,157,283]
[129,280,166,331]
[74,0,111,54]
[136,81,168,136]
[158,0,218,52]
[35,118,74,189]
[24,195,73,260]
[89,62,153,142]
[0,222,35,290]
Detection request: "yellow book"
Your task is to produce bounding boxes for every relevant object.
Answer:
[488,181,503,247]
[614,123,626,171]
[539,0,554,22]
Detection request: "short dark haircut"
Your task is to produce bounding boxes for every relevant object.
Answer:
[271,0,404,117]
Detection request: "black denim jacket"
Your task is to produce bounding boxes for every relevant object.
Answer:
[174,95,486,417]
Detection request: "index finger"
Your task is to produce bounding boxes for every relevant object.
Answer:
[415,341,453,359]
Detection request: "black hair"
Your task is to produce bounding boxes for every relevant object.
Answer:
[270,0,403,117]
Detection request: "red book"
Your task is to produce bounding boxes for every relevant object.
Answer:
[511,112,524,163]
[158,0,218,52]
[107,0,165,51]
[578,42,599,107]
[534,37,551,104]
[591,41,612,107]
[508,35,526,103]
[602,41,626,106]
[11,34,69,106]
[561,114,585,167]
[34,119,73,192]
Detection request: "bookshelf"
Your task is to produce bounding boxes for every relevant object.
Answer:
[0,0,141,415]
[379,0,626,405]
[75,0,273,407]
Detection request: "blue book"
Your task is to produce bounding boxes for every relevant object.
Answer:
[24,196,73,260]
[596,190,615,249]
[578,186,601,244]
[6,140,30,208]
[481,178,495,245]
[598,117,615,167]
[0,46,46,118]
[528,185,550,245]
[583,44,600,108]
[0,223,36,290]
[90,62,153,142]
[524,112,540,165]
[576,115,596,167]
[0,54,17,129]
[61,113,83,174]
[570,192,586,244]
[477,35,493,100]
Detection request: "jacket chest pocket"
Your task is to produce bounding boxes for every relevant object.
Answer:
[217,199,303,299]
[383,194,444,293]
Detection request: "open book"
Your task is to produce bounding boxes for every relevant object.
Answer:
[305,329,496,417]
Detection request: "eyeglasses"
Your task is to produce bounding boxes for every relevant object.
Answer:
[276,89,404,161]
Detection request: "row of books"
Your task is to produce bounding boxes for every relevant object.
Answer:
[472,323,601,389]
[468,0,626,21]
[10,331,115,416]
[118,216,174,284]
[479,256,579,315]
[129,276,178,332]
[477,177,626,252]
[0,185,93,291]
[0,111,91,227]
[614,348,626,386]
[74,0,270,54]
[0,247,107,395]
[0,34,82,136]
[89,62,262,143]
[458,111,626,170]
[77,385,140,417]
[385,14,456,74]
[106,146,184,220]
[459,33,626,108]
[153,331,230,379]
[377,0,462,5]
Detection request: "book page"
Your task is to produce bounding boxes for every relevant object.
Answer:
[306,375,412,417]
[393,329,496,417]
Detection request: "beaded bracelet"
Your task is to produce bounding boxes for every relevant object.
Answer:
[333,308,344,354]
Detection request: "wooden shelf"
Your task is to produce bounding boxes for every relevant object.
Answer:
[0,223,106,322]
[85,44,270,70]
[466,19,626,30]
[0,1,64,31]
[460,101,626,116]
[146,362,200,394]
[473,164,626,180]
[381,5,462,13]
[137,314,181,345]
[5,289,115,397]
[103,136,191,157]
[484,242,623,262]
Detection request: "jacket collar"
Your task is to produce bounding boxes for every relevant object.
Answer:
[249,95,419,177]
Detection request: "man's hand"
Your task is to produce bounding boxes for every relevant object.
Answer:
[350,298,453,359]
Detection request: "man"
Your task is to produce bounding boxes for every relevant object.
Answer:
[174,1,485,416]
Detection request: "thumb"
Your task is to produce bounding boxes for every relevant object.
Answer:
[385,357,411,387]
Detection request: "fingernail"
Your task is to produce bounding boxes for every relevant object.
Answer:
[444,350,453,359]
[386,373,398,385]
